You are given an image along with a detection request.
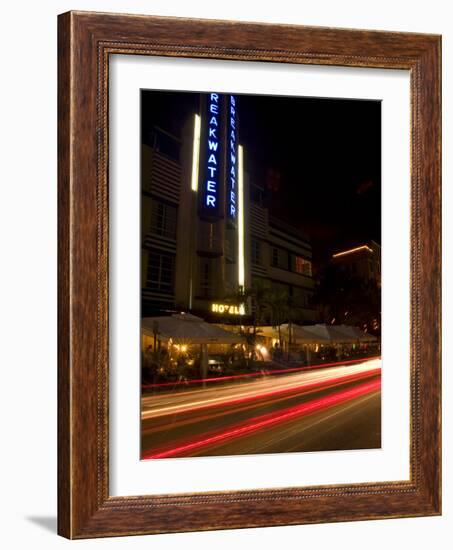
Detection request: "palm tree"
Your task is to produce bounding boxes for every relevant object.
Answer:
[250,279,271,333]
[223,279,270,362]
[266,289,290,348]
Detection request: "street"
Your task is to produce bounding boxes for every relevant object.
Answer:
[141,358,381,459]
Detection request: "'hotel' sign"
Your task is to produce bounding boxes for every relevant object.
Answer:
[211,303,245,315]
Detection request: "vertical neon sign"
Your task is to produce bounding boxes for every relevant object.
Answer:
[227,95,238,224]
[203,93,221,215]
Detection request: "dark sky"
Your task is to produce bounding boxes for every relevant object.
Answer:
[142,90,381,269]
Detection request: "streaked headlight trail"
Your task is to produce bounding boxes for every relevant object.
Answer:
[141,358,382,458]
[143,378,380,459]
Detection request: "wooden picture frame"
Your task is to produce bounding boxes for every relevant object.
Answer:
[58,10,441,539]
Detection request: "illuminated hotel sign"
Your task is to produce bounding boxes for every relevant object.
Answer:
[211,303,245,315]
[200,93,222,219]
[227,95,238,225]
[198,93,240,225]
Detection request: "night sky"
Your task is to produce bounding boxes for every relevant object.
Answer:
[142,90,381,270]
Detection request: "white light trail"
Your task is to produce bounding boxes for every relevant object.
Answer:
[142,359,381,419]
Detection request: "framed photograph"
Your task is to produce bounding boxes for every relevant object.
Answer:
[58,11,441,538]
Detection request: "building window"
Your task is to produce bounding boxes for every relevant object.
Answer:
[250,184,266,206]
[271,281,290,297]
[294,256,312,276]
[271,247,289,270]
[198,258,214,298]
[147,251,175,294]
[292,286,310,308]
[150,127,180,161]
[251,238,262,266]
[150,200,177,239]
[272,247,278,267]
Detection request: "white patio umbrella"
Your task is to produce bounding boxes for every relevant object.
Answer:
[334,324,378,343]
[279,323,329,344]
[142,313,243,345]
[302,324,357,344]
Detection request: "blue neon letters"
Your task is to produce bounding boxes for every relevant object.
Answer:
[205,93,220,209]
[227,95,237,222]
[200,92,239,221]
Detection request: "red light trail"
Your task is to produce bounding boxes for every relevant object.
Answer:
[143,377,381,459]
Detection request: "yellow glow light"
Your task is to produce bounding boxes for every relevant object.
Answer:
[332,245,373,258]
[191,114,201,191]
[211,303,245,316]
[238,145,245,288]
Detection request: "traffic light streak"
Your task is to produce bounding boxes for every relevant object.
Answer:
[143,367,381,420]
[143,378,381,459]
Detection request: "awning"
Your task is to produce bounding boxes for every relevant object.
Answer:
[300,324,344,343]
[332,324,378,343]
[280,323,329,344]
[142,313,243,345]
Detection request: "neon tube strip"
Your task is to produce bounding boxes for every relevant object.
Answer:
[190,114,201,191]
[238,144,245,288]
[332,245,373,258]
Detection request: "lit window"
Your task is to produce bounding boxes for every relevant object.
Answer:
[294,256,312,276]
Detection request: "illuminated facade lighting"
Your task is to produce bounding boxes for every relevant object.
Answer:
[332,245,373,258]
[142,93,316,324]
[238,144,245,289]
[190,113,201,191]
